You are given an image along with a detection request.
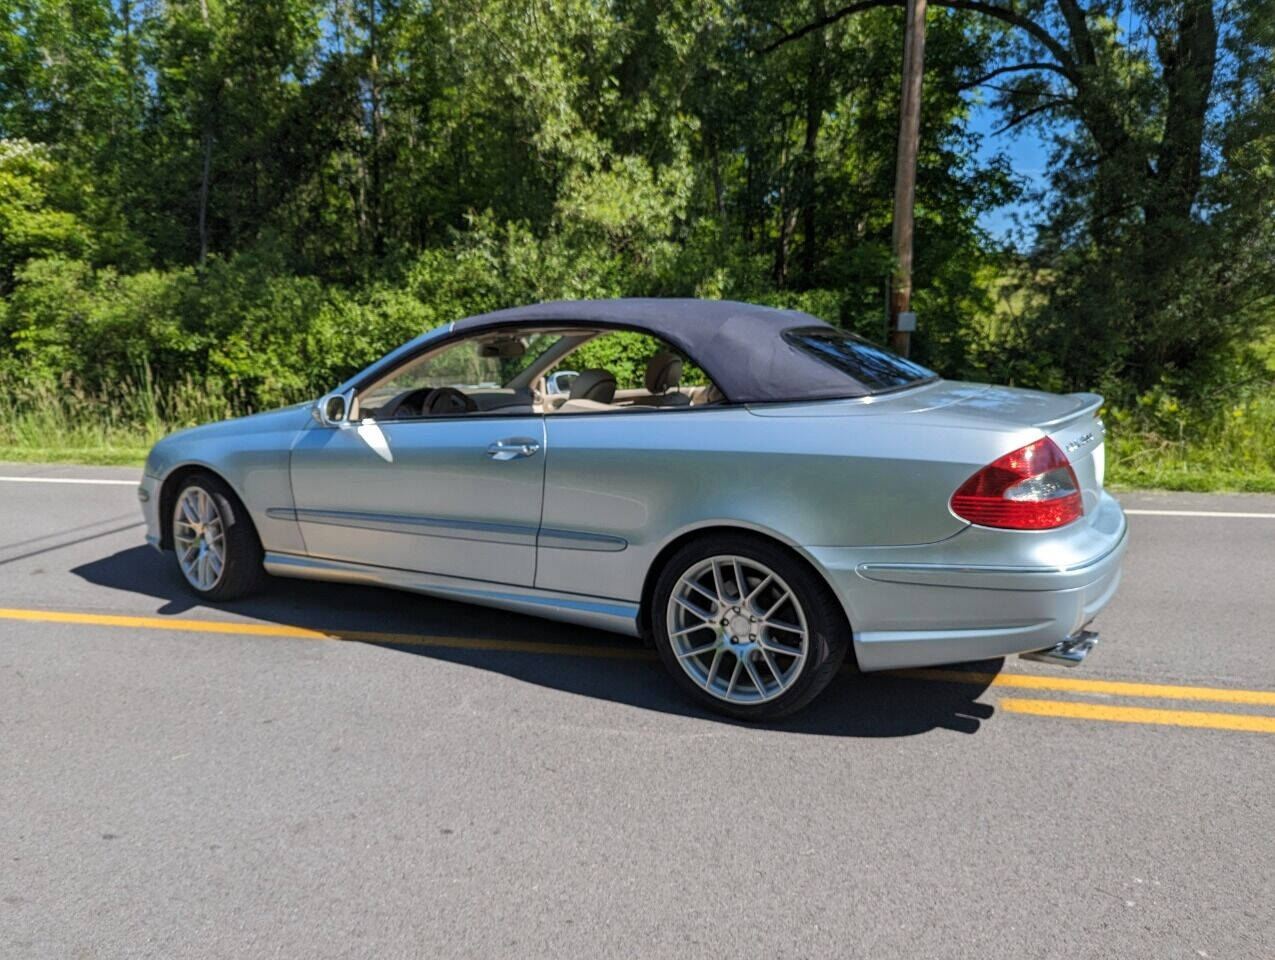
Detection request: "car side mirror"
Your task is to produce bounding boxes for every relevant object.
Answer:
[314,389,354,427]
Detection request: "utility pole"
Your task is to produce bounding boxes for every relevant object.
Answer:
[197,0,214,267]
[889,0,927,357]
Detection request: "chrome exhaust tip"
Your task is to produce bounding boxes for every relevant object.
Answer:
[1020,628,1098,667]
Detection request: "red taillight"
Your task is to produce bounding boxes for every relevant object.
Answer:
[950,437,1083,530]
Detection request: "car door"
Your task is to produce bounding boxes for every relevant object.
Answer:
[537,403,759,602]
[289,414,547,586]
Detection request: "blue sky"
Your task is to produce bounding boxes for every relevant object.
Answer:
[967,100,1052,244]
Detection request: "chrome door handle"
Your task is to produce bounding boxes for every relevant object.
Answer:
[486,437,541,461]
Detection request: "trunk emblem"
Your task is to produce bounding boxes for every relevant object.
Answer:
[1065,432,1095,454]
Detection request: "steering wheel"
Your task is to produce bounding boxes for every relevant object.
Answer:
[420,386,479,416]
[378,387,431,419]
[379,386,478,419]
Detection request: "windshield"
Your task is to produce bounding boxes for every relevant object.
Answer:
[781,327,938,394]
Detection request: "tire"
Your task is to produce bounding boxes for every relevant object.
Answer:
[651,534,849,720]
[170,472,267,601]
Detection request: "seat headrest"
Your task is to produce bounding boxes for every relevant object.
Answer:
[569,368,617,403]
[645,351,683,394]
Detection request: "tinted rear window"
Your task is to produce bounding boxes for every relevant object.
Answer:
[782,327,937,393]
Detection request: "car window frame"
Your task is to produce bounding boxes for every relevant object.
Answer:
[352,321,734,425]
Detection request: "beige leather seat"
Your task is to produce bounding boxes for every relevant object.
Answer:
[555,368,618,413]
[636,351,691,407]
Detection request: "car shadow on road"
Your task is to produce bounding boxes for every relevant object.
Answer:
[72,545,999,738]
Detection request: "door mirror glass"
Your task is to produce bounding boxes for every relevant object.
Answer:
[315,390,353,427]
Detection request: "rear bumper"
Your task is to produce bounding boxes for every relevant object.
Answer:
[809,493,1128,672]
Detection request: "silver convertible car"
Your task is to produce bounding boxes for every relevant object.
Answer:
[139,299,1127,719]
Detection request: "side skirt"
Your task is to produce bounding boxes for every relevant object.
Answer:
[262,551,641,638]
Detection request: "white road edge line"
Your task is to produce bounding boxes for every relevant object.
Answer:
[0,476,139,486]
[1124,508,1275,519]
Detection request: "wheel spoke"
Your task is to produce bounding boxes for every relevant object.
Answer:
[744,573,773,608]
[672,595,713,621]
[704,649,724,688]
[725,657,743,697]
[761,590,792,621]
[743,656,767,695]
[682,578,719,606]
[764,618,803,635]
[761,640,802,659]
[710,560,730,605]
[677,640,720,660]
[759,647,785,684]
[669,622,713,639]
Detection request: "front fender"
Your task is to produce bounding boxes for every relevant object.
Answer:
[143,405,312,554]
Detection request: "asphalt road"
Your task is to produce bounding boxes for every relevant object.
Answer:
[2,464,1273,959]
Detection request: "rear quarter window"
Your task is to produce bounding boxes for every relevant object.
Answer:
[782,327,937,393]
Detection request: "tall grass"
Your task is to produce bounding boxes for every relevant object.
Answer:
[0,373,249,466]
[1104,391,1275,492]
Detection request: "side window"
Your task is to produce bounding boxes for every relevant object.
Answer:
[545,331,720,413]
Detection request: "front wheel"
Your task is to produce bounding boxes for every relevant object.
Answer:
[651,535,849,720]
[171,473,267,601]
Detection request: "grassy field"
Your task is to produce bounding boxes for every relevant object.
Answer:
[0,377,233,469]
[0,444,153,466]
[1103,339,1275,492]
[2,378,1272,492]
[1104,394,1275,492]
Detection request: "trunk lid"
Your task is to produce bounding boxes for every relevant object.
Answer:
[746,379,1108,518]
[902,381,1101,429]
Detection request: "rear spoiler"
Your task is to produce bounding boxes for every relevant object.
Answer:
[1036,392,1103,431]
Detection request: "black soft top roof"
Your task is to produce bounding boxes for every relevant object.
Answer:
[454,298,866,403]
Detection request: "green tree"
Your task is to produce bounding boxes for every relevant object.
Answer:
[763,0,1275,397]
[0,140,93,291]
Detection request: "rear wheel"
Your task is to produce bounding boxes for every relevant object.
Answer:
[171,473,267,601]
[651,534,848,720]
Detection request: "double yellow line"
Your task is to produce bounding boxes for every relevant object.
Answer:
[2,606,1273,734]
[900,667,1275,734]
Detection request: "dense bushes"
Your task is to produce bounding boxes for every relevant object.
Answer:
[0,213,832,413]
[0,253,426,411]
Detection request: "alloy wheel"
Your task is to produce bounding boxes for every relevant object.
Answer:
[665,555,809,704]
[173,485,226,592]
